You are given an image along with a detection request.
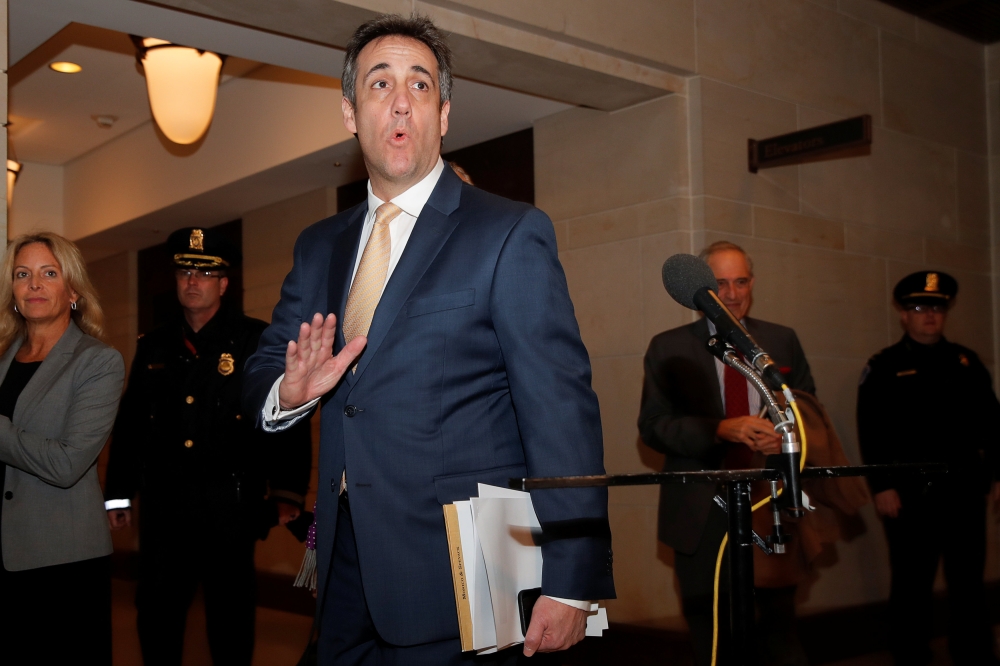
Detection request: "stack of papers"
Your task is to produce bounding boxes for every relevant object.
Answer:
[442,484,609,653]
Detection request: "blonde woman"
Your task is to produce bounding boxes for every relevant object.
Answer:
[0,233,124,664]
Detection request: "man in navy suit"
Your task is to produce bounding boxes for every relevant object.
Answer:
[243,14,614,665]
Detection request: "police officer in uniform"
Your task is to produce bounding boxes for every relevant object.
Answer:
[858,271,1000,666]
[104,228,311,666]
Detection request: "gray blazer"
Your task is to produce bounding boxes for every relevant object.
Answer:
[0,321,125,571]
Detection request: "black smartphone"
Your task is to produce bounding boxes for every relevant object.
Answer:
[518,587,542,636]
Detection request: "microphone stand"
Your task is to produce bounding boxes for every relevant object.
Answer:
[510,357,947,666]
[704,337,806,658]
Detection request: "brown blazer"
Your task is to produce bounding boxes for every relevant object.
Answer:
[752,391,871,588]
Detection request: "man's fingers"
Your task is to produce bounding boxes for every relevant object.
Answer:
[321,314,338,354]
[309,313,325,353]
[333,335,368,371]
[522,616,545,656]
[285,340,298,373]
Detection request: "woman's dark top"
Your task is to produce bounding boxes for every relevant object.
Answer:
[0,361,44,519]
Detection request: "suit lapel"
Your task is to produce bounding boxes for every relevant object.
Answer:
[13,321,82,424]
[347,166,463,386]
[0,338,22,389]
[328,205,367,353]
[691,318,725,418]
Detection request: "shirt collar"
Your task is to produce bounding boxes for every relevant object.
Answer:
[365,157,446,220]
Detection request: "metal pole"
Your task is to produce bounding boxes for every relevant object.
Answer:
[727,480,755,665]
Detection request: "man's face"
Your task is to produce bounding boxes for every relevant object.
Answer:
[342,36,450,199]
[176,269,228,313]
[706,250,754,320]
[899,304,947,344]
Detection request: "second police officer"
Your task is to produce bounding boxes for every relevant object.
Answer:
[858,271,1000,666]
[104,227,312,666]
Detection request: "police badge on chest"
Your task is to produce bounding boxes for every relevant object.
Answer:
[218,353,235,376]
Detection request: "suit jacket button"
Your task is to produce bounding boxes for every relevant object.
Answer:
[344,405,357,417]
[3,491,11,500]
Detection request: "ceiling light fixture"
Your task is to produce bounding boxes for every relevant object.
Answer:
[7,159,22,213]
[131,36,226,145]
[49,61,82,74]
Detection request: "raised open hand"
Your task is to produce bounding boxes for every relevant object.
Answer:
[278,313,367,410]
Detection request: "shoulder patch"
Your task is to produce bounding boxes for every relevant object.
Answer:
[958,353,970,367]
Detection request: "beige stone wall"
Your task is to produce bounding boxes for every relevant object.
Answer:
[535,0,994,627]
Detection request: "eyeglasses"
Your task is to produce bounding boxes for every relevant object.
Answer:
[905,304,946,314]
[176,269,222,281]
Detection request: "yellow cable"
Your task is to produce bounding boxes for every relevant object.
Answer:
[709,386,808,666]
[711,533,728,666]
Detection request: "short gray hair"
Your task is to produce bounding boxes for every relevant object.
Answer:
[342,13,453,109]
[698,241,754,276]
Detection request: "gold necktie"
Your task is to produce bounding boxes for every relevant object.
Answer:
[340,202,401,492]
[342,202,402,344]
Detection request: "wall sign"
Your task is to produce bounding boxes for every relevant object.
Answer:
[748,115,872,173]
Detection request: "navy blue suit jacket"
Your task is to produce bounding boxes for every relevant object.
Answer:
[244,166,615,645]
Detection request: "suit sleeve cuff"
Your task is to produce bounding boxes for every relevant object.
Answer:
[262,375,319,432]
[105,499,131,510]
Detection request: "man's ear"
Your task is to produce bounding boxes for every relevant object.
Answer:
[342,97,357,135]
[219,276,229,298]
[439,99,450,138]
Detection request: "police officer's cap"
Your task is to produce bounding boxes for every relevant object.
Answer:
[167,227,241,270]
[893,270,957,308]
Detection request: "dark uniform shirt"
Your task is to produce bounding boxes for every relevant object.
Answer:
[858,335,1000,497]
[104,304,311,532]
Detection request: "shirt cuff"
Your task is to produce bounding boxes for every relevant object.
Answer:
[105,499,131,510]
[262,374,319,431]
[544,596,593,611]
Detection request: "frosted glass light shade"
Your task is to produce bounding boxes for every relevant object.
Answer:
[140,38,223,145]
[7,160,21,211]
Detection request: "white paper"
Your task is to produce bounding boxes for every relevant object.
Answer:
[477,483,531,500]
[472,492,543,650]
[586,607,608,636]
[454,500,498,652]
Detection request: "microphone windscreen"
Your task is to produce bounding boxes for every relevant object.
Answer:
[661,254,718,310]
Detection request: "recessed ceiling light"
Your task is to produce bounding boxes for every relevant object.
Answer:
[49,62,82,74]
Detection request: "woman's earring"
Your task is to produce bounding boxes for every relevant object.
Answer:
[13,304,17,313]
[71,301,78,311]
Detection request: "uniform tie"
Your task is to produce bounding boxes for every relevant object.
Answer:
[723,360,754,469]
[342,202,402,344]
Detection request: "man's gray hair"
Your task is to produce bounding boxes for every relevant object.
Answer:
[698,241,754,276]
[341,13,453,109]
